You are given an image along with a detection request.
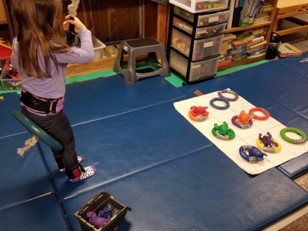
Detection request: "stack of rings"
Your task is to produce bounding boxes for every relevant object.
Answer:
[209,97,230,110]
[249,107,270,120]
[280,127,307,144]
[218,89,239,102]
[239,145,267,163]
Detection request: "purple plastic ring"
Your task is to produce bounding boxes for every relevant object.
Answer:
[218,89,239,101]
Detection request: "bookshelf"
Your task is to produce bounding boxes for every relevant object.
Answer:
[218,0,278,71]
[225,21,272,33]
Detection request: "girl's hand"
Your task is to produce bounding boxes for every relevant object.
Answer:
[63,15,87,34]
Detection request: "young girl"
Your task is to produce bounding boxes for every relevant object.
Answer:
[10,0,96,182]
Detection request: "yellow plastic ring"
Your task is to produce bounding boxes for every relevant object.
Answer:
[256,138,281,153]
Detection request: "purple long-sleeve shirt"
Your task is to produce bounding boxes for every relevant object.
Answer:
[11,29,94,99]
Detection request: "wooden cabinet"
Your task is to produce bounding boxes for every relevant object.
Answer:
[3,0,168,44]
[0,0,7,24]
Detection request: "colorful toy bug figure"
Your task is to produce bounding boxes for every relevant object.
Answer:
[212,121,235,140]
[189,106,209,122]
[232,110,253,129]
[257,132,281,153]
[239,145,267,162]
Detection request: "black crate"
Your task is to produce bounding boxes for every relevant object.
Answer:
[74,192,130,231]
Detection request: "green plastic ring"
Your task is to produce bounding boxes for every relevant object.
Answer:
[13,109,63,151]
[280,127,307,144]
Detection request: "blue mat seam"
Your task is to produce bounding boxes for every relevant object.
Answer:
[63,144,214,200]
[36,142,73,230]
[0,192,54,211]
[0,131,28,140]
[71,95,188,127]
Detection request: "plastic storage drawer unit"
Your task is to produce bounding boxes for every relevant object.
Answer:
[171,28,223,60]
[173,17,227,38]
[170,49,219,82]
[173,6,229,26]
[169,0,229,13]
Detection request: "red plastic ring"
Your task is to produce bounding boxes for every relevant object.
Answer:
[249,107,270,120]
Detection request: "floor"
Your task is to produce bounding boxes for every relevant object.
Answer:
[264,18,308,231]
[0,18,307,231]
[280,18,308,52]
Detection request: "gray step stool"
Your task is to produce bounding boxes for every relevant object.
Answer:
[113,37,170,84]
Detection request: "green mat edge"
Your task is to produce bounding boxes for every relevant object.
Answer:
[166,59,270,88]
[0,59,270,94]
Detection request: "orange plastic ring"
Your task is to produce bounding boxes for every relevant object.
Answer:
[249,107,270,120]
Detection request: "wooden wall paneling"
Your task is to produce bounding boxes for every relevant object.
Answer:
[67,0,142,43]
[144,0,169,46]
[0,0,7,23]
[144,1,158,39]
[3,0,15,40]
[156,3,169,46]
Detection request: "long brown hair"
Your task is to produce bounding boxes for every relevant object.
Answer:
[12,0,70,78]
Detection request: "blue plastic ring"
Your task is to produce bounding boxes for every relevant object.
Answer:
[210,97,230,110]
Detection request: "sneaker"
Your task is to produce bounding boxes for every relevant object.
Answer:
[58,155,85,173]
[69,166,96,183]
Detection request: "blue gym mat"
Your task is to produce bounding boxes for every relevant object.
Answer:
[39,100,213,199]
[0,193,68,230]
[62,147,308,231]
[64,76,186,126]
[0,54,307,231]
[0,133,54,211]
[0,93,24,138]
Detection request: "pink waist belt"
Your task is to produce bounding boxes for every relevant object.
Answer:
[20,89,64,114]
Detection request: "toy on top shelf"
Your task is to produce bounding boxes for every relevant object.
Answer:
[170,0,229,13]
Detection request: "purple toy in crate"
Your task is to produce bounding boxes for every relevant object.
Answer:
[87,211,110,229]
[75,192,131,231]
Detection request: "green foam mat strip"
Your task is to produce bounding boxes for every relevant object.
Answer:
[0,69,117,95]
[64,69,117,84]
[0,60,271,95]
[216,60,269,77]
[165,59,270,88]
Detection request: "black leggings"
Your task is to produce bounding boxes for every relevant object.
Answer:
[21,106,79,170]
